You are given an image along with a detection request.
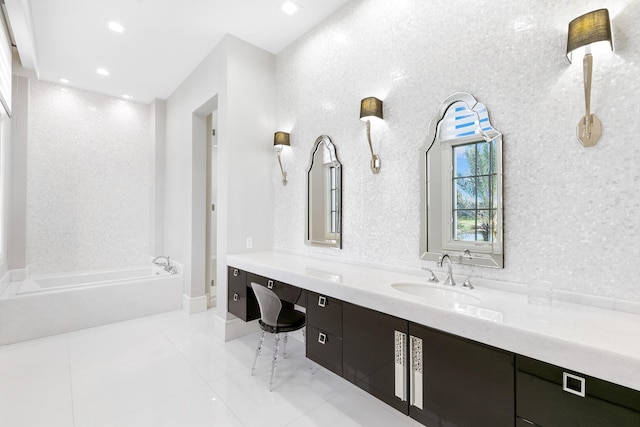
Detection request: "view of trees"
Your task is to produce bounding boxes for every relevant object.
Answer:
[453,140,497,242]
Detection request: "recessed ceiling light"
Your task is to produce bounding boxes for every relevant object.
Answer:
[59,78,70,84]
[122,94,133,100]
[107,21,126,33]
[96,68,110,76]
[280,1,300,15]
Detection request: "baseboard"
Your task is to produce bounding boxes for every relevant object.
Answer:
[10,268,28,282]
[214,315,259,342]
[182,294,208,315]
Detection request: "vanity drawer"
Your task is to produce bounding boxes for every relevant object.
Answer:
[516,355,640,426]
[247,273,305,305]
[306,291,342,337]
[227,267,259,322]
[307,325,342,376]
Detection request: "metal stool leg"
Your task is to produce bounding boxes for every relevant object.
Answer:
[251,330,266,376]
[270,333,280,391]
[283,333,289,359]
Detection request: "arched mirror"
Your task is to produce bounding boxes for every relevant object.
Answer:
[420,93,503,268]
[306,135,342,248]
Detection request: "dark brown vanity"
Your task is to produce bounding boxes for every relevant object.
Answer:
[228,264,640,427]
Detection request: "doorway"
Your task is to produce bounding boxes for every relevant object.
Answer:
[205,111,218,307]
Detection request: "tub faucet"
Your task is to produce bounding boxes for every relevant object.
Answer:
[437,253,457,287]
[152,256,177,274]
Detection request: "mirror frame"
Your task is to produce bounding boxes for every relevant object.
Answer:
[305,135,342,249]
[419,92,504,268]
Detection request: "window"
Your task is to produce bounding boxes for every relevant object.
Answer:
[452,140,498,242]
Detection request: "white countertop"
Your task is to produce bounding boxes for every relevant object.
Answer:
[227,251,640,392]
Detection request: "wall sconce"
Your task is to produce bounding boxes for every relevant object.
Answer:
[566,8,613,147]
[274,131,290,185]
[359,96,383,174]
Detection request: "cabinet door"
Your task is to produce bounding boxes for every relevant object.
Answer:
[343,303,409,414]
[227,267,259,322]
[307,325,342,376]
[516,355,640,427]
[409,323,515,427]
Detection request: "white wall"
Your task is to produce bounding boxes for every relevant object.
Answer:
[164,35,275,319]
[7,76,27,273]
[0,100,10,278]
[274,0,640,302]
[25,80,151,274]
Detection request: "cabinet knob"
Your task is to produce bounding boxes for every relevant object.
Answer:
[233,293,239,302]
[563,372,586,397]
[267,280,274,289]
[233,269,239,277]
[318,295,327,307]
[318,332,327,344]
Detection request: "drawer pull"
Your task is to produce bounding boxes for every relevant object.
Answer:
[318,295,327,307]
[394,331,407,402]
[232,293,239,302]
[409,335,424,409]
[267,280,274,289]
[318,332,327,344]
[563,372,586,397]
[233,269,239,277]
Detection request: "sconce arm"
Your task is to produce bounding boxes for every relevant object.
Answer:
[276,147,287,185]
[365,120,381,174]
[576,52,602,147]
[583,53,593,129]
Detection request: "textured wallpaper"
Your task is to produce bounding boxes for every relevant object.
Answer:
[274,0,640,302]
[26,81,151,274]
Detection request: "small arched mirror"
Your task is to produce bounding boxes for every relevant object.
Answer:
[420,93,503,268]
[306,135,342,248]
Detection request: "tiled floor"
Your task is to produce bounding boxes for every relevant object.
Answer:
[0,310,424,427]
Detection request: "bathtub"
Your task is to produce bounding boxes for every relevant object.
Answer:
[0,264,183,345]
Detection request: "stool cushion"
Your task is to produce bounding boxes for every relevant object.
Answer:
[259,308,305,334]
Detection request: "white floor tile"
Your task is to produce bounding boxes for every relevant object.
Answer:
[285,385,424,427]
[0,334,70,396]
[71,349,205,427]
[157,310,218,347]
[209,357,348,427]
[68,319,177,376]
[99,384,243,427]
[177,338,247,382]
[0,378,74,427]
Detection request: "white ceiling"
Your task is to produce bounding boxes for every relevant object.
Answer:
[21,0,350,103]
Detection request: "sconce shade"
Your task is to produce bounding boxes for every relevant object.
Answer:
[359,97,383,121]
[274,131,290,147]
[566,9,612,63]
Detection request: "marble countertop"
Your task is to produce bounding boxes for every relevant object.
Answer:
[227,251,640,392]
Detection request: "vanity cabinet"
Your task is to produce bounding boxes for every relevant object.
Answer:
[341,302,514,426]
[306,291,343,376]
[343,302,409,414]
[516,355,640,427]
[409,322,515,427]
[228,263,639,427]
[227,267,259,322]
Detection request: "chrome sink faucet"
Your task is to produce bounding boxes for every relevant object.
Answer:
[437,253,457,287]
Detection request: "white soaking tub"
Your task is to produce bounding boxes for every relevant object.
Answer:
[0,264,183,345]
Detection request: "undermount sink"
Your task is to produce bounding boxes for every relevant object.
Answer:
[391,282,482,304]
